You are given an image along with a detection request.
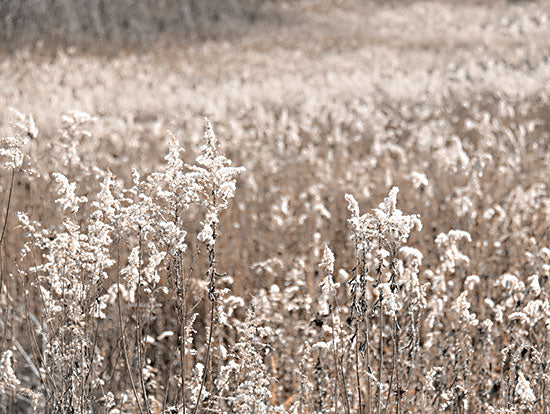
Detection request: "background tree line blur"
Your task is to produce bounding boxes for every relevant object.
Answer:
[0,0,288,53]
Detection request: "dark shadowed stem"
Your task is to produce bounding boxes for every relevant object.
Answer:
[179,242,197,413]
[86,307,101,407]
[192,188,221,414]
[0,167,14,248]
[180,246,197,414]
[192,281,215,414]
[179,316,186,412]
[0,167,15,297]
[542,377,546,414]
[329,296,341,413]
[333,294,351,414]
[116,237,144,414]
[192,238,217,414]
[362,249,372,414]
[377,296,383,414]
[136,229,152,414]
[543,332,548,414]
[162,340,177,413]
[0,260,11,361]
[22,275,48,399]
[340,354,351,414]
[385,319,396,414]
[28,235,57,400]
[394,318,400,414]
[365,315,372,414]
[384,298,401,414]
[355,322,363,414]
[0,168,15,361]
[352,240,364,414]
[174,204,188,413]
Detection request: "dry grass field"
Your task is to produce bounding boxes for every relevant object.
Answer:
[1,0,550,412]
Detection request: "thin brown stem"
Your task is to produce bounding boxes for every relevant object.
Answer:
[191,295,215,414]
[192,235,218,414]
[333,292,351,414]
[136,229,152,414]
[329,301,341,414]
[377,297,383,414]
[385,328,395,414]
[0,167,15,300]
[355,324,363,414]
[0,167,14,248]
[394,318,400,414]
[116,237,144,414]
[162,340,178,413]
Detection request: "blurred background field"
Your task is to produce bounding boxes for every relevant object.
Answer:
[2,0,550,126]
